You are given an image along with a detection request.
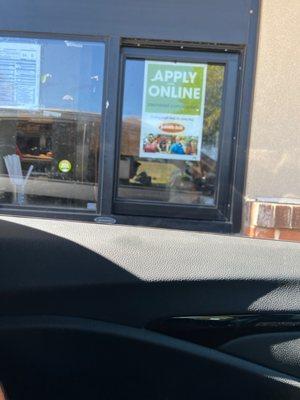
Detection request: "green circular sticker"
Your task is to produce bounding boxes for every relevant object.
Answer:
[58,159,72,173]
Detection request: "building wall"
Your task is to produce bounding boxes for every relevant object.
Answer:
[246,0,300,199]
[244,0,300,241]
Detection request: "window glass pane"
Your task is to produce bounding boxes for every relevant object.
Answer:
[0,37,104,210]
[117,58,225,206]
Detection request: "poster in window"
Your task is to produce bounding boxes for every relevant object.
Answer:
[139,61,207,161]
[0,42,41,109]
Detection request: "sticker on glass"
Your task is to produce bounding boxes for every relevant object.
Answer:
[58,159,72,173]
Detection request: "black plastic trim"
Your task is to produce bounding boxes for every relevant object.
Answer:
[147,313,300,348]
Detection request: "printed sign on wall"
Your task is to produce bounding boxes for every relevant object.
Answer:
[139,61,207,161]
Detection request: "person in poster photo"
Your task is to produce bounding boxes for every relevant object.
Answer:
[143,134,161,153]
[170,136,185,155]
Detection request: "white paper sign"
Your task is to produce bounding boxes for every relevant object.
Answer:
[0,42,41,109]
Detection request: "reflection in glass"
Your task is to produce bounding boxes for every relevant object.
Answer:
[0,37,105,210]
[117,59,225,206]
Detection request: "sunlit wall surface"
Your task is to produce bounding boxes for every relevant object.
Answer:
[244,0,300,242]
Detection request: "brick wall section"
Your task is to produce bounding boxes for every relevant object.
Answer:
[244,200,300,242]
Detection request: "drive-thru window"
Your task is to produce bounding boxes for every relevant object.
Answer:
[0,0,260,233]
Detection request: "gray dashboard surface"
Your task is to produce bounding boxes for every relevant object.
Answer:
[0,216,299,326]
